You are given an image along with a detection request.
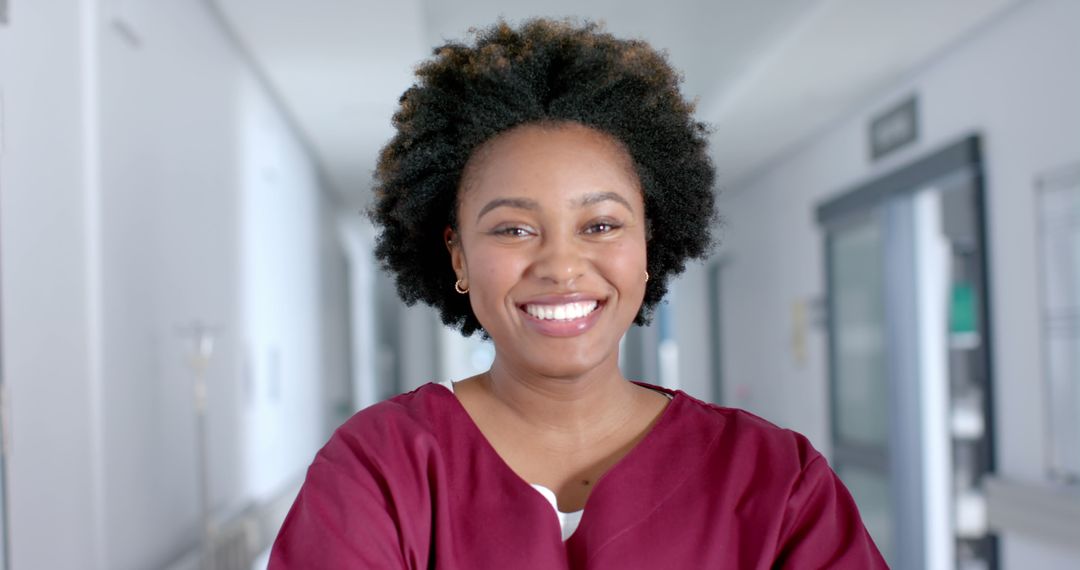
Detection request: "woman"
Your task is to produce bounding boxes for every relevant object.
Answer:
[270,19,886,569]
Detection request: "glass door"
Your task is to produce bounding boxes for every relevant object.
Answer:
[935,174,997,570]
[826,213,894,563]
[819,136,997,570]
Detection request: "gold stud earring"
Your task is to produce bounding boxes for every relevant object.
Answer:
[455,279,469,294]
[645,271,650,283]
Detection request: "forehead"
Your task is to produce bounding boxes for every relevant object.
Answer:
[458,122,642,209]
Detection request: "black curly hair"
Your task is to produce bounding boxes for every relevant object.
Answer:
[370,18,717,337]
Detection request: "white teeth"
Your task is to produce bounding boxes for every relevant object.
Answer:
[524,301,599,321]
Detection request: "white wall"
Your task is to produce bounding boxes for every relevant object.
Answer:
[98,3,248,566]
[672,266,714,401]
[1,1,343,568]
[440,327,495,386]
[338,217,380,411]
[707,0,1079,566]
[237,76,327,505]
[318,200,353,434]
[0,2,104,568]
[399,304,439,392]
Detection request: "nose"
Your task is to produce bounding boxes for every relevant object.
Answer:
[531,232,587,286]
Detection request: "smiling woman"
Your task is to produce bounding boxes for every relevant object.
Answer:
[269,18,886,569]
[446,124,648,379]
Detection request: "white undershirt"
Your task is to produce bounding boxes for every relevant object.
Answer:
[436,379,584,540]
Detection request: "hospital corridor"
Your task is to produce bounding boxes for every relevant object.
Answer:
[0,0,1078,568]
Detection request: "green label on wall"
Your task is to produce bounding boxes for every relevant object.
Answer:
[950,283,978,334]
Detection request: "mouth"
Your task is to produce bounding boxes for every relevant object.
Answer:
[520,300,601,321]
[517,296,606,337]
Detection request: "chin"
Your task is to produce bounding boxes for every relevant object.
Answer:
[502,338,617,380]
[525,359,597,380]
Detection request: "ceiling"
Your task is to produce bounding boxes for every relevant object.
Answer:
[212,0,1023,210]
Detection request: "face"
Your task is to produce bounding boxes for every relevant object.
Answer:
[446,123,648,379]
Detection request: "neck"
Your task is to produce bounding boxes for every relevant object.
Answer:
[479,352,641,446]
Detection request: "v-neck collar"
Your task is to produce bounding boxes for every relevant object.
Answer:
[424,380,719,560]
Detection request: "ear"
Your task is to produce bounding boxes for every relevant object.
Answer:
[444,226,467,278]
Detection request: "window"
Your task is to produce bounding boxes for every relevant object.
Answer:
[1037,161,1080,483]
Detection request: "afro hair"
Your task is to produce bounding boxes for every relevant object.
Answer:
[370,18,717,337]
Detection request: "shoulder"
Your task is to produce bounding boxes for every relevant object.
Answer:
[672,391,823,474]
[341,383,445,429]
[273,385,452,567]
[671,394,875,551]
[315,383,451,469]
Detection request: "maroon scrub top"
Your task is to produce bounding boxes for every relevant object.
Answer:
[270,382,887,568]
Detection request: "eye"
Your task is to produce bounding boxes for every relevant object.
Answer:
[491,225,535,238]
[584,221,622,234]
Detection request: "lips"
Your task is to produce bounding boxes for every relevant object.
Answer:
[517,294,605,337]
[522,300,599,321]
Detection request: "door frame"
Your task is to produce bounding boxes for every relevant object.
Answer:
[816,135,998,569]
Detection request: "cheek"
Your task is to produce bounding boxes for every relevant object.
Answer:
[470,251,524,281]
[603,237,648,271]
[466,249,526,303]
[465,252,530,333]
[596,243,647,299]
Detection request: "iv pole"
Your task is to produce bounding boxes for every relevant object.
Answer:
[177,321,221,570]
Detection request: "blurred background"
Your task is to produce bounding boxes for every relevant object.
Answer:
[1,0,1078,568]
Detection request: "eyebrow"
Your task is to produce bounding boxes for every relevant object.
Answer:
[476,191,635,222]
[476,198,540,222]
[576,191,634,212]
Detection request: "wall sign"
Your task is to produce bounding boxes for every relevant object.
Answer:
[869,95,919,161]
